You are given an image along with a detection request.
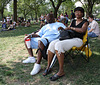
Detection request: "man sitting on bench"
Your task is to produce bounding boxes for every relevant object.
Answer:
[22,13,66,76]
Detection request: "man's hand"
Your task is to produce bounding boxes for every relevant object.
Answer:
[24,34,31,40]
[66,27,71,30]
[58,27,64,30]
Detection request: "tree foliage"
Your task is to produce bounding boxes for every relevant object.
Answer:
[49,0,66,18]
[93,4,100,18]
[17,0,46,20]
[49,0,75,18]
[60,0,75,17]
[77,0,100,17]
[0,0,12,18]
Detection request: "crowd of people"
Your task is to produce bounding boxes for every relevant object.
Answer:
[39,11,69,30]
[0,15,16,32]
[22,7,100,81]
[0,15,32,32]
[0,10,73,32]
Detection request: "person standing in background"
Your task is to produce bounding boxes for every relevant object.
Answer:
[6,15,10,26]
[70,10,75,21]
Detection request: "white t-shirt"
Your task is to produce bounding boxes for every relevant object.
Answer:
[13,21,16,26]
[89,20,100,36]
[6,17,10,22]
[40,15,44,20]
[60,15,64,19]
[4,19,6,22]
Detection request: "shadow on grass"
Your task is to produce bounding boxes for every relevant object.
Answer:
[0,25,40,38]
[89,39,100,55]
[0,64,14,85]
[0,52,100,85]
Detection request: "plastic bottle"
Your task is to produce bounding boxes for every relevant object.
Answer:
[25,38,31,48]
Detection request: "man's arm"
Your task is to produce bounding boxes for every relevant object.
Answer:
[31,33,40,37]
[88,28,94,33]
[24,33,40,40]
[88,21,96,33]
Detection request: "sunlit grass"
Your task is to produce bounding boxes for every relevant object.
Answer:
[0,23,100,85]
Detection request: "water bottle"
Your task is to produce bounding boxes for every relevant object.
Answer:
[25,38,31,48]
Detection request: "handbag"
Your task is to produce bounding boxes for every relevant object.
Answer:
[59,29,75,40]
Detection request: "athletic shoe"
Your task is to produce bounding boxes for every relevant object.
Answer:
[22,57,36,63]
[30,63,41,75]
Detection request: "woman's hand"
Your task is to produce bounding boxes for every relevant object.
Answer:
[65,27,75,30]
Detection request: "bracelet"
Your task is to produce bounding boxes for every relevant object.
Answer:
[73,27,75,30]
[71,27,75,30]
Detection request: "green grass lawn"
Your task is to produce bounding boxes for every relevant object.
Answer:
[0,23,100,85]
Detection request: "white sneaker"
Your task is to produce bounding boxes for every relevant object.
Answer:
[30,63,41,75]
[22,57,36,63]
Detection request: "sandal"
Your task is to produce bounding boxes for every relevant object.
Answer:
[43,68,51,76]
[50,74,65,81]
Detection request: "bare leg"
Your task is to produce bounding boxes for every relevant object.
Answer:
[43,50,55,75]
[55,50,65,76]
[47,50,55,69]
[24,40,33,57]
[36,40,45,64]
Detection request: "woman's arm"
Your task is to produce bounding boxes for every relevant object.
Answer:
[66,22,88,33]
[73,22,88,33]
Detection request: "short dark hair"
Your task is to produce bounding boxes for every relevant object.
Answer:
[74,7,84,17]
[89,15,94,19]
[46,13,55,23]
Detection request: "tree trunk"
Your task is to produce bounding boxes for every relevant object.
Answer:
[1,8,4,18]
[54,8,58,18]
[24,14,26,21]
[24,10,26,21]
[14,0,17,22]
[35,10,38,22]
[50,0,63,18]
[86,4,93,17]
[85,0,94,18]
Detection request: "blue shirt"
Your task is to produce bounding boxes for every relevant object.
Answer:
[37,22,66,42]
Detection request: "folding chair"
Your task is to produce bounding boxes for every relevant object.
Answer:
[50,30,92,69]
